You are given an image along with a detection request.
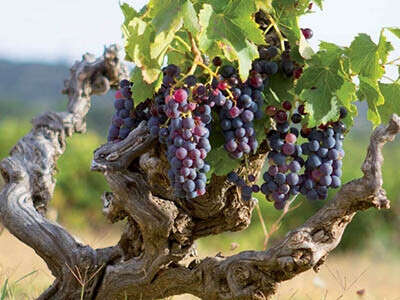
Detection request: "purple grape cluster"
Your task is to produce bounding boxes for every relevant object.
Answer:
[254,10,302,79]
[147,65,212,199]
[260,101,347,208]
[214,64,263,159]
[260,102,304,209]
[227,172,259,201]
[107,80,135,142]
[299,123,345,200]
[107,79,152,143]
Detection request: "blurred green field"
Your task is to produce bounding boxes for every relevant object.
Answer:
[0,117,400,299]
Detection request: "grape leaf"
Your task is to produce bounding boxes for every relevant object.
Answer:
[313,0,323,10]
[198,2,264,81]
[357,76,384,126]
[299,34,315,60]
[272,0,301,46]
[296,46,344,126]
[377,30,394,64]
[265,72,294,104]
[206,146,240,177]
[168,33,193,72]
[255,0,272,11]
[124,18,164,83]
[130,68,162,104]
[348,34,384,81]
[300,89,340,127]
[120,3,139,28]
[318,42,345,67]
[386,27,400,39]
[147,0,185,60]
[336,81,358,128]
[182,0,200,34]
[378,82,400,124]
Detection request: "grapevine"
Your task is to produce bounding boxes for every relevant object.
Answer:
[110,1,400,207]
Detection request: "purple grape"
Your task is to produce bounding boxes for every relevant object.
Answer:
[176,147,188,160]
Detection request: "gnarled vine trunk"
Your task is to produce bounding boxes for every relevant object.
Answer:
[0,46,397,300]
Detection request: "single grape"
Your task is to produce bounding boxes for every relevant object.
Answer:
[301,28,313,39]
[220,65,236,78]
[286,173,299,186]
[282,101,292,111]
[282,143,295,155]
[285,133,297,144]
[212,56,222,66]
[275,110,288,123]
[265,105,277,117]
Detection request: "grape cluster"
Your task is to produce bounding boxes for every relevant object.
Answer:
[254,10,306,80]
[261,101,347,208]
[214,64,263,158]
[107,80,152,142]
[227,172,259,201]
[299,122,345,200]
[107,80,136,142]
[148,65,211,199]
[260,102,304,209]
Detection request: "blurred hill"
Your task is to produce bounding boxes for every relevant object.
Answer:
[0,59,114,135]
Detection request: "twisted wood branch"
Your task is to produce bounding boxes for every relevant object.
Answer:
[0,46,398,300]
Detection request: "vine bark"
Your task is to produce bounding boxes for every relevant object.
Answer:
[0,46,398,300]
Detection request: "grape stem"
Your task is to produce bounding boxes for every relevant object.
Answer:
[255,203,269,243]
[262,195,301,250]
[174,35,192,54]
[266,14,286,52]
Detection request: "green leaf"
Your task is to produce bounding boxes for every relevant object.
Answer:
[386,27,400,39]
[198,2,263,81]
[148,0,185,60]
[120,3,139,28]
[256,0,273,11]
[313,0,323,10]
[378,82,400,124]
[224,1,266,45]
[299,33,315,60]
[348,34,384,80]
[272,0,302,46]
[265,72,294,104]
[336,81,358,128]
[1,279,8,300]
[300,89,339,127]
[357,76,384,126]
[296,45,344,126]
[168,33,193,72]
[377,30,394,64]
[124,17,163,83]
[318,42,345,67]
[130,68,162,103]
[182,0,200,34]
[206,146,240,177]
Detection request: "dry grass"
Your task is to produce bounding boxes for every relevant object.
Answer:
[0,229,399,300]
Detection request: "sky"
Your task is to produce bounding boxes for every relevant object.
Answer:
[0,0,399,68]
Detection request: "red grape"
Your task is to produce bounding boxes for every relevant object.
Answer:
[275,110,288,123]
[174,89,188,103]
[282,101,292,111]
[285,133,297,144]
[301,28,313,39]
[265,105,277,117]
